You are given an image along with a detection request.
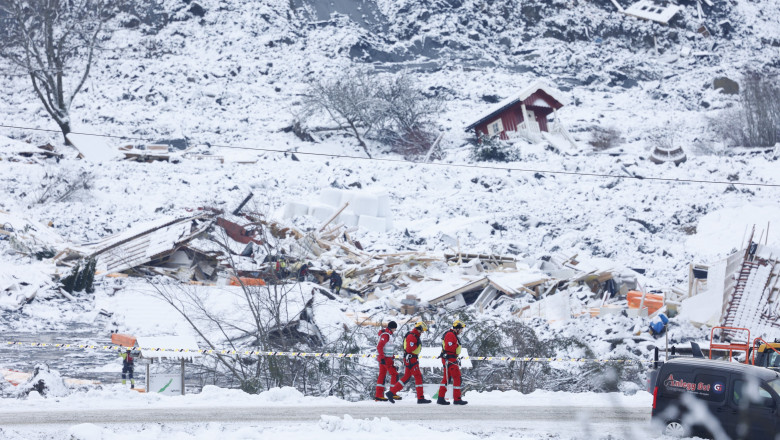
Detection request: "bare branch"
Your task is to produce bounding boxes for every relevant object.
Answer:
[0,0,126,143]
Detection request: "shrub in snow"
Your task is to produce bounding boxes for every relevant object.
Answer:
[31,168,93,205]
[16,363,70,398]
[60,257,97,294]
[710,72,780,148]
[588,125,623,151]
[0,372,15,397]
[471,132,519,162]
[258,386,305,402]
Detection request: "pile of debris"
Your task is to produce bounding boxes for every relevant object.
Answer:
[2,192,674,328]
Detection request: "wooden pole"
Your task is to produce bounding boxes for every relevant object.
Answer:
[181,358,185,396]
[319,202,350,233]
[521,103,530,137]
[424,133,444,163]
[609,0,624,11]
[232,192,254,216]
[146,359,150,393]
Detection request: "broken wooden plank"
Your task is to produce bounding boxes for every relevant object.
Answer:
[318,202,350,233]
[424,133,444,163]
[444,252,516,263]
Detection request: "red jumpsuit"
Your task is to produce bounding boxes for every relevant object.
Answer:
[375,327,399,399]
[439,329,463,401]
[390,328,425,399]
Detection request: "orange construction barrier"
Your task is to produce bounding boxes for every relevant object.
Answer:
[627,290,664,315]
[111,333,137,348]
[229,276,266,287]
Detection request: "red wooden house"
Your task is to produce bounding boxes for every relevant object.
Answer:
[465,81,566,141]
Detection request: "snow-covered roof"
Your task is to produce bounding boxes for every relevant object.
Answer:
[411,268,549,305]
[465,80,566,131]
[487,271,549,295]
[755,244,780,260]
[136,336,202,360]
[71,214,212,274]
[622,1,681,25]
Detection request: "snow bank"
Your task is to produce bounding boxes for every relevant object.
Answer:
[68,424,104,440]
[15,364,70,398]
[0,384,349,411]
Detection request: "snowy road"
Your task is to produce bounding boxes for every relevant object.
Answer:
[0,404,650,425]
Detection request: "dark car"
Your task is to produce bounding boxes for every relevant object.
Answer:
[651,357,780,438]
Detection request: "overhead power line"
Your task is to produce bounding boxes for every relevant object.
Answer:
[1,123,778,188]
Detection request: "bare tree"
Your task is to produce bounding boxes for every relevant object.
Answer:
[303,70,444,159]
[739,72,780,148]
[146,224,319,393]
[377,73,443,136]
[0,0,123,144]
[376,72,444,159]
[303,69,383,158]
[709,72,780,149]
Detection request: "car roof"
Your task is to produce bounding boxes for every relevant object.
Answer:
[663,357,780,380]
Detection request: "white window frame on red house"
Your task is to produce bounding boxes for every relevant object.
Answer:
[487,118,504,136]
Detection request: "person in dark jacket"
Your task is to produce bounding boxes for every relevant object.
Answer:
[298,262,309,282]
[120,349,135,389]
[325,270,343,295]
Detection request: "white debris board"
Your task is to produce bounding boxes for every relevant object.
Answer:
[622,1,682,25]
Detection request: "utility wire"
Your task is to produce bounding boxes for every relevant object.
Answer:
[2,123,779,188]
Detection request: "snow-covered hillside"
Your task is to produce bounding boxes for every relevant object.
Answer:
[1,0,777,278]
[0,0,779,429]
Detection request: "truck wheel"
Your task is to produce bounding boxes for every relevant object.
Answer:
[663,420,686,437]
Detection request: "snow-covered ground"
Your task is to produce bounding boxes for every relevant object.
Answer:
[0,386,661,440]
[1,0,779,438]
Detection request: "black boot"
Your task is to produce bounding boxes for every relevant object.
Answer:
[385,391,395,403]
[417,398,432,404]
[437,397,450,405]
[454,399,468,405]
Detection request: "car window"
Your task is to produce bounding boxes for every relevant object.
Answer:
[767,378,780,396]
[734,379,776,408]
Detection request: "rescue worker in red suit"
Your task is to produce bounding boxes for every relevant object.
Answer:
[375,321,401,401]
[387,321,432,404]
[437,320,468,405]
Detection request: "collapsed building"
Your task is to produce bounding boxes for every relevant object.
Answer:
[8,188,748,342]
[681,227,780,341]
